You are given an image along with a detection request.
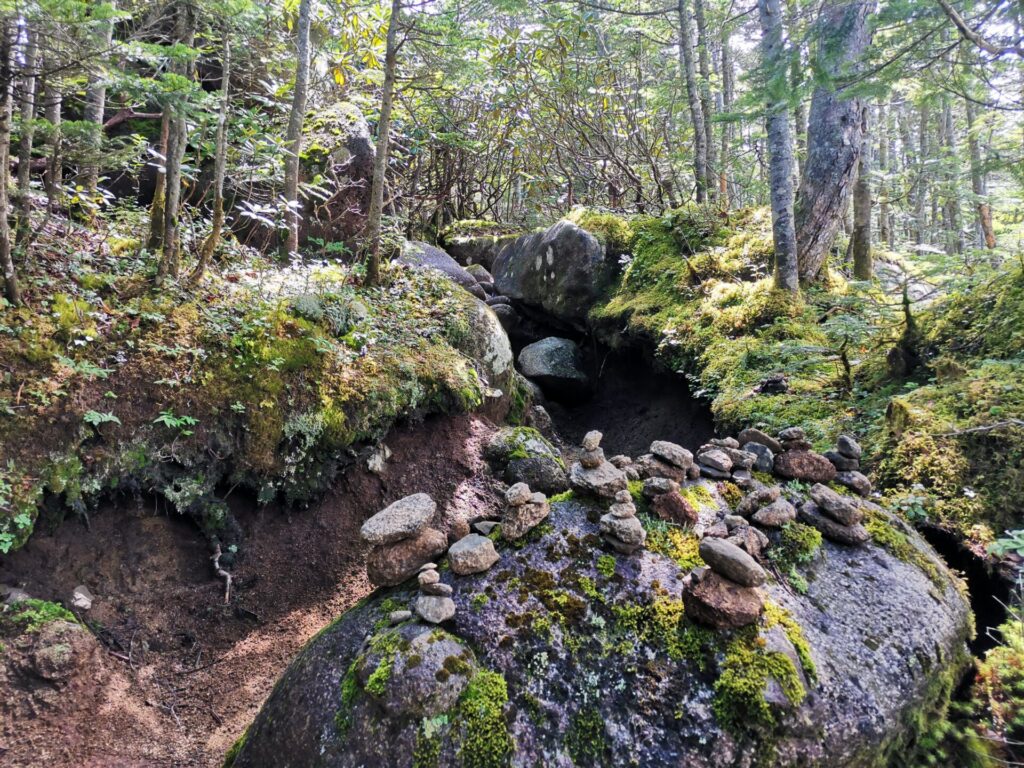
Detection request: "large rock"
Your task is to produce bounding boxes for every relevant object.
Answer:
[492,220,613,327]
[447,534,500,575]
[483,426,561,467]
[398,241,485,299]
[366,528,448,586]
[446,232,520,271]
[455,297,515,396]
[684,570,765,629]
[233,499,972,768]
[517,337,590,399]
[568,460,628,499]
[774,450,837,483]
[360,493,436,546]
[504,457,568,495]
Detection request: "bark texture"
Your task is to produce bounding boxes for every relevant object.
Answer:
[282,0,312,257]
[794,0,874,283]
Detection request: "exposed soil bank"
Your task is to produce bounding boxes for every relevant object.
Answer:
[544,345,715,457]
[0,413,504,767]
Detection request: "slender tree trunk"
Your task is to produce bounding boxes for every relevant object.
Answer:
[364,0,401,286]
[914,102,929,245]
[877,102,892,247]
[15,27,37,249]
[189,27,231,285]
[940,98,963,255]
[964,98,995,249]
[157,0,195,283]
[42,65,62,215]
[147,111,170,250]
[851,107,872,279]
[759,0,799,292]
[83,2,115,215]
[0,22,20,306]
[678,0,708,203]
[719,29,733,205]
[694,0,716,202]
[793,0,874,283]
[786,0,806,175]
[281,0,312,258]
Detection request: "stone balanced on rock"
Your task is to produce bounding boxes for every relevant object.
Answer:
[798,483,871,546]
[684,537,766,630]
[360,493,448,587]
[415,563,456,624]
[599,489,647,554]
[502,482,550,540]
[568,430,628,499]
[634,439,698,483]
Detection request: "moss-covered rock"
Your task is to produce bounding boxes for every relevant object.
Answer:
[231,498,971,767]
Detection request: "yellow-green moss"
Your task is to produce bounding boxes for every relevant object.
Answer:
[644,520,704,571]
[864,509,945,588]
[566,706,608,764]
[1,598,78,633]
[455,670,513,768]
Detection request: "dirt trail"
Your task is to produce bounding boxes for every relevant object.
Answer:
[0,413,503,768]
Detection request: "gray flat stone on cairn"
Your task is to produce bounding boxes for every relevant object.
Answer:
[650,440,693,470]
[737,427,782,453]
[502,482,550,540]
[569,431,628,499]
[798,502,870,546]
[751,498,796,528]
[698,537,767,587]
[600,488,646,554]
[360,493,436,546]
[809,483,864,526]
[448,534,500,575]
[414,563,456,624]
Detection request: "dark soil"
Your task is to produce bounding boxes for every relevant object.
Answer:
[545,346,715,457]
[0,413,504,767]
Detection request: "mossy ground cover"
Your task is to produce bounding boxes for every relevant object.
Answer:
[0,214,499,552]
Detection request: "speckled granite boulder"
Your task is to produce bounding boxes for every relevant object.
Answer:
[231,498,971,768]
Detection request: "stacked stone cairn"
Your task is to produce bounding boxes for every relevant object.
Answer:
[503,482,550,540]
[599,489,647,554]
[414,562,456,624]
[634,440,698,483]
[684,537,766,629]
[798,483,870,546]
[641,476,698,526]
[695,438,758,488]
[568,430,628,499]
[825,435,873,497]
[736,485,797,529]
[360,493,448,587]
[771,426,837,484]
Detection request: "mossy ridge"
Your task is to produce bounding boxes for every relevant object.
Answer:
[864,508,947,589]
[0,264,495,552]
[1,598,77,634]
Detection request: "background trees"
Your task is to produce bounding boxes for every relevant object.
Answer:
[0,0,1019,305]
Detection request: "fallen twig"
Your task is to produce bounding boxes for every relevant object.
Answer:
[212,543,232,605]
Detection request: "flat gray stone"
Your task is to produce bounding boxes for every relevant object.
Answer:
[415,595,456,624]
[650,440,693,470]
[698,537,767,587]
[448,534,500,575]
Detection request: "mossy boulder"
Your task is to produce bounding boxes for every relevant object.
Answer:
[231,498,971,767]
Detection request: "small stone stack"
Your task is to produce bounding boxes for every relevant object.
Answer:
[798,483,870,546]
[635,440,698,482]
[771,426,837,484]
[695,438,758,487]
[825,435,873,497]
[737,427,781,473]
[568,431,628,499]
[503,483,550,540]
[736,485,796,529]
[641,477,698,526]
[599,489,647,554]
[361,493,449,587]
[684,538,766,629]
[415,563,456,624]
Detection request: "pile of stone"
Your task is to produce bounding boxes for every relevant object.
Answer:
[568,431,628,499]
[684,538,766,629]
[641,477,698,526]
[770,426,837,484]
[736,485,796,529]
[695,438,757,487]
[414,563,455,624]
[736,427,781,473]
[503,483,550,540]
[635,439,699,483]
[447,533,500,575]
[599,489,647,554]
[824,435,873,497]
[798,483,870,546]
[361,493,448,587]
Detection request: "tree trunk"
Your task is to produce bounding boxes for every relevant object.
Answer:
[877,102,892,247]
[940,98,963,256]
[758,0,799,292]
[364,0,401,286]
[851,107,872,279]
[281,0,312,258]
[786,0,806,175]
[147,111,170,251]
[719,29,733,205]
[694,0,716,202]
[793,0,874,283]
[914,102,929,245]
[82,2,115,215]
[15,26,37,249]
[157,0,195,284]
[0,22,20,306]
[189,27,231,285]
[678,0,708,203]
[964,98,995,249]
[42,64,62,215]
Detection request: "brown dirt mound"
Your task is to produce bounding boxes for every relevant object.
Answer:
[0,413,502,767]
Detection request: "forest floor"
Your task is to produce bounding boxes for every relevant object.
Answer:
[0,412,504,767]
